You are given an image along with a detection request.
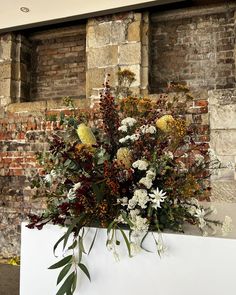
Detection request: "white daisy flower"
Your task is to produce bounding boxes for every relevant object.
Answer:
[149,187,167,209]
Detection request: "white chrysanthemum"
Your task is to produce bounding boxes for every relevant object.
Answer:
[119,137,126,144]
[128,198,137,210]
[121,117,137,127]
[118,125,128,132]
[130,133,140,141]
[132,159,149,170]
[139,177,153,189]
[119,135,132,143]
[222,216,233,236]
[140,125,157,134]
[129,209,140,219]
[129,210,149,235]
[146,168,156,180]
[149,187,167,209]
[117,197,128,206]
[132,216,149,234]
[133,189,149,209]
[115,214,126,224]
[125,135,132,141]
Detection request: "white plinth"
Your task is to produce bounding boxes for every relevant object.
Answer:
[20,222,236,295]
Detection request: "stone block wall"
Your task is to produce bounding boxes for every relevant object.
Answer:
[86,12,149,106]
[0,34,19,107]
[209,89,236,201]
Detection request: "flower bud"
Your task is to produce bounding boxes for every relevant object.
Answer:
[76,123,96,145]
[156,115,175,132]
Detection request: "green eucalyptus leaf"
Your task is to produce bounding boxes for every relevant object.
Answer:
[78,244,83,264]
[57,263,72,285]
[71,272,77,293]
[79,236,87,254]
[88,229,98,255]
[107,220,116,235]
[68,240,77,250]
[56,272,75,295]
[63,214,85,250]
[48,255,72,270]
[140,232,152,253]
[78,263,91,281]
[119,227,132,257]
[121,212,134,227]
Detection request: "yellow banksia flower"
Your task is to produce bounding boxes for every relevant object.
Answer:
[76,123,96,145]
[116,147,132,169]
[156,115,175,132]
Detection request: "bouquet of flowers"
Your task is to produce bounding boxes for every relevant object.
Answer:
[27,74,231,295]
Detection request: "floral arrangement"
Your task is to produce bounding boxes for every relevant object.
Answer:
[27,74,232,295]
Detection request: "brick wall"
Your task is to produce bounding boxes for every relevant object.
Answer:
[149,3,236,201]
[0,99,89,259]
[150,8,235,92]
[29,25,86,101]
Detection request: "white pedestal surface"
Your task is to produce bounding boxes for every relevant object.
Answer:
[20,222,236,295]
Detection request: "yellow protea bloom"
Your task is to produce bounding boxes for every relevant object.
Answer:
[156,115,175,132]
[76,123,96,145]
[116,147,132,169]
